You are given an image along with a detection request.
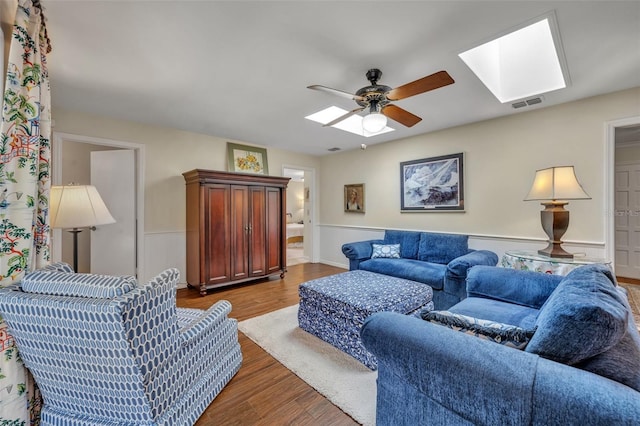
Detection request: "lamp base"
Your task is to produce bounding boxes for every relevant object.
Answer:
[538,201,573,259]
[538,243,574,259]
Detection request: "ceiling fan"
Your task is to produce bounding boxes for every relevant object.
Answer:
[308,68,454,133]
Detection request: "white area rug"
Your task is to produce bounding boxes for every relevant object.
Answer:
[238,304,377,425]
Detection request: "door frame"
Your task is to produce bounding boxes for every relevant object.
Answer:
[51,132,146,279]
[605,115,640,268]
[282,164,318,263]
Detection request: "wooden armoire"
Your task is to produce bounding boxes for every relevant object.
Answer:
[183,169,290,295]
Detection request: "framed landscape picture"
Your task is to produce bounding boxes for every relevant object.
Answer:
[227,142,269,175]
[400,153,464,211]
[344,183,365,213]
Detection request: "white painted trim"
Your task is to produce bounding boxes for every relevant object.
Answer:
[318,223,605,247]
[605,116,640,267]
[52,132,146,279]
[317,225,606,271]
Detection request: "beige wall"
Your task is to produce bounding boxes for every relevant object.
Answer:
[319,88,640,245]
[51,109,321,233]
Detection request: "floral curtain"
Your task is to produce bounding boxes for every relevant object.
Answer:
[0,0,52,424]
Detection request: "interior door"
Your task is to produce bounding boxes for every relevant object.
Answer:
[90,150,136,276]
[615,162,640,279]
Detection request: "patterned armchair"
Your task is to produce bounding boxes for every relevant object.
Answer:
[0,263,242,425]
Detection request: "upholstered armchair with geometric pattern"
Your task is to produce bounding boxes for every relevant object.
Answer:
[0,263,242,425]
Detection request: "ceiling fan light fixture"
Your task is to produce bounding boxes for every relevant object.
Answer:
[362,112,387,133]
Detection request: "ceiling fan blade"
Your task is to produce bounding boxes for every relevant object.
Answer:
[323,107,365,127]
[386,71,454,101]
[307,85,366,102]
[382,104,422,127]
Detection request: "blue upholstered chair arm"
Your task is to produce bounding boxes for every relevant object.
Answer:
[466,265,563,309]
[446,250,499,277]
[342,239,384,270]
[179,300,233,346]
[361,311,640,425]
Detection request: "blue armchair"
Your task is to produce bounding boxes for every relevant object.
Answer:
[342,230,498,309]
[0,263,242,425]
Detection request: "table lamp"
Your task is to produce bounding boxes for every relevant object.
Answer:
[50,185,116,272]
[524,166,591,259]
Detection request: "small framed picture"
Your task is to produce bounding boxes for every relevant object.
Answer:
[344,183,365,213]
[227,142,269,175]
[400,152,464,211]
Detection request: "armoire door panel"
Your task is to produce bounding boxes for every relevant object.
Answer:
[266,186,282,273]
[249,186,267,276]
[205,185,231,284]
[230,185,249,280]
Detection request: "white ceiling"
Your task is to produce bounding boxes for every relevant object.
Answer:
[43,1,640,156]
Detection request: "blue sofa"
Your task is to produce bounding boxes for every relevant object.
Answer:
[361,264,640,425]
[342,230,498,309]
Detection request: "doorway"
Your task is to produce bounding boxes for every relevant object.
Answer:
[283,166,316,265]
[51,132,145,278]
[608,119,640,280]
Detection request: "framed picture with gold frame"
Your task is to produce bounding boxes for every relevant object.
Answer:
[344,183,365,213]
[227,142,269,175]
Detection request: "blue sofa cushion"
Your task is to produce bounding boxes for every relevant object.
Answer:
[371,243,401,259]
[466,266,562,309]
[422,310,536,349]
[574,286,640,392]
[449,297,540,330]
[526,265,627,365]
[417,232,468,264]
[383,230,421,259]
[22,271,137,299]
[360,258,446,290]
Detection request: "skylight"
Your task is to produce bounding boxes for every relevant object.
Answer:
[459,13,569,103]
[305,106,394,137]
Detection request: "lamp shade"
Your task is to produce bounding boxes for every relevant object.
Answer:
[50,185,116,229]
[524,166,591,201]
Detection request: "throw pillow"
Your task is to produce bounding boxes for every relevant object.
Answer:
[422,310,536,350]
[371,243,401,259]
[525,264,628,365]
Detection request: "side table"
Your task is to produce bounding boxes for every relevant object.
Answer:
[501,250,611,276]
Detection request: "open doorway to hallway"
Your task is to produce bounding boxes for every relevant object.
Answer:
[283,167,311,266]
[52,132,145,278]
[614,124,640,281]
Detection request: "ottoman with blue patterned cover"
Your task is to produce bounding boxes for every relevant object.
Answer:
[298,270,433,369]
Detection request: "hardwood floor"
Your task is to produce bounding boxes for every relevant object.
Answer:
[176,263,359,426]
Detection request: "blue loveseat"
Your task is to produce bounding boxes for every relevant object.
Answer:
[361,264,640,425]
[342,230,498,309]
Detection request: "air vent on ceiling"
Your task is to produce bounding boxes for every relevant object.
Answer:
[327,147,341,152]
[512,96,544,109]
